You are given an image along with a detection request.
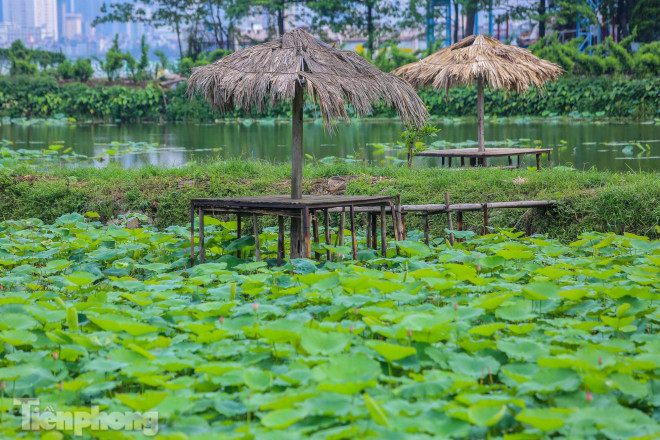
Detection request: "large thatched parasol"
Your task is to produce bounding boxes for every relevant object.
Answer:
[394,34,562,156]
[188,28,429,199]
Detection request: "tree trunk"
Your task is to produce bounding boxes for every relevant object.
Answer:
[453,1,459,42]
[175,23,184,60]
[617,0,628,39]
[477,76,485,153]
[465,2,477,36]
[277,2,285,36]
[408,150,412,168]
[538,0,546,38]
[366,1,374,54]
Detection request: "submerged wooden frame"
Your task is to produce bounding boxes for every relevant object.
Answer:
[189,195,402,265]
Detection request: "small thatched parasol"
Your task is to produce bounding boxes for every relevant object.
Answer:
[188,28,429,199]
[394,34,562,156]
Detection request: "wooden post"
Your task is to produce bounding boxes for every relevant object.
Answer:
[441,157,445,167]
[508,156,513,166]
[395,194,404,241]
[389,202,400,255]
[339,209,346,261]
[423,214,430,246]
[252,214,260,261]
[482,203,489,235]
[548,151,552,168]
[516,155,521,168]
[277,216,284,265]
[457,211,464,243]
[445,192,454,246]
[290,80,304,258]
[371,214,378,249]
[448,157,453,168]
[324,209,331,260]
[461,157,465,167]
[236,214,242,259]
[301,208,311,259]
[198,208,205,264]
[380,206,387,257]
[536,153,541,170]
[312,210,320,260]
[366,214,372,250]
[349,205,357,260]
[477,76,485,153]
[190,204,195,267]
[401,211,407,239]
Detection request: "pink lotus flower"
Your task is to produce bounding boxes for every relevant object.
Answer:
[586,392,593,402]
[52,352,58,360]
[219,316,224,324]
[0,381,5,390]
[353,307,359,315]
[253,302,259,312]
[59,382,63,391]
[454,302,459,310]
[598,357,603,365]
[407,329,413,338]
[349,325,354,332]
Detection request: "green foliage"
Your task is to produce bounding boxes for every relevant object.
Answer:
[530,34,660,77]
[372,41,419,73]
[399,123,440,168]
[72,58,94,82]
[0,214,658,438]
[631,0,660,43]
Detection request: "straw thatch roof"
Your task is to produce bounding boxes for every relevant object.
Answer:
[394,34,563,93]
[188,29,429,130]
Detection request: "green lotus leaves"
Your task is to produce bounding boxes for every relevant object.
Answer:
[0,215,658,438]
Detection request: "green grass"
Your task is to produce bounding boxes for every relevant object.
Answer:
[1,161,659,241]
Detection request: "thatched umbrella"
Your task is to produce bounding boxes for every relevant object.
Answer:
[188,28,429,199]
[394,34,562,156]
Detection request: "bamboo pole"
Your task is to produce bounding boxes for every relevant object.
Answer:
[477,76,485,155]
[445,192,454,246]
[290,80,304,258]
[253,214,260,261]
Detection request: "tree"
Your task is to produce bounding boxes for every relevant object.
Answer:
[308,0,400,54]
[137,35,150,80]
[631,0,659,42]
[95,0,197,60]
[95,35,125,81]
[72,58,94,82]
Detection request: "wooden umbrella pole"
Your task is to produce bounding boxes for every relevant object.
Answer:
[290,80,304,258]
[477,76,485,155]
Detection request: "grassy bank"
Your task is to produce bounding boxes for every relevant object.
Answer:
[1,162,658,241]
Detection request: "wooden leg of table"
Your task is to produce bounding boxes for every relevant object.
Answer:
[457,211,464,242]
[302,208,311,259]
[401,211,407,239]
[198,208,205,264]
[448,157,453,168]
[461,157,465,167]
[190,204,195,267]
[441,157,445,167]
[470,157,476,167]
[423,214,430,246]
[324,209,330,261]
[277,216,284,265]
[482,157,488,167]
[547,152,552,168]
[366,214,372,250]
[252,214,260,261]
[339,209,345,261]
[350,205,357,260]
[536,154,541,170]
[508,156,513,167]
[517,155,521,168]
[483,204,489,235]
[312,210,320,261]
[395,194,403,241]
[380,206,387,257]
[371,213,378,249]
[237,214,242,259]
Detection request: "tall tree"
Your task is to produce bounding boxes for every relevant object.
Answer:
[94,0,203,60]
[308,0,400,54]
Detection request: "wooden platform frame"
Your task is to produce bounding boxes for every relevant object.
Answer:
[416,148,552,169]
[190,195,402,265]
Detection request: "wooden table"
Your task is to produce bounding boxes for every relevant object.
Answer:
[416,147,552,169]
[190,195,401,265]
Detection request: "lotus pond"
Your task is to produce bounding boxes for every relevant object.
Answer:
[0,213,659,439]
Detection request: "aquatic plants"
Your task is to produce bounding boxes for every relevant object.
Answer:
[0,214,658,438]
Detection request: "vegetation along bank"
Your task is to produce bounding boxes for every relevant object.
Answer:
[1,162,658,242]
[0,75,658,122]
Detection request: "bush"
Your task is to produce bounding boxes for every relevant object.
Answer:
[72,58,94,82]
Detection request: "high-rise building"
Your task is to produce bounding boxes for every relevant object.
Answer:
[2,0,58,41]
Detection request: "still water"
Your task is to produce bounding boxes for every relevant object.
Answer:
[2,118,659,172]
